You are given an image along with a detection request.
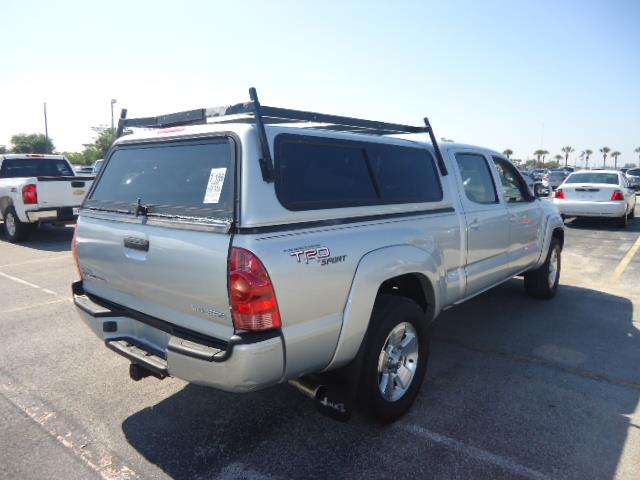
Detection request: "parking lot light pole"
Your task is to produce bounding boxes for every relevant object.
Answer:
[111,99,117,130]
[43,102,49,154]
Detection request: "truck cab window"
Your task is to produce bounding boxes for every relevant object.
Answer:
[492,157,530,203]
[454,153,498,204]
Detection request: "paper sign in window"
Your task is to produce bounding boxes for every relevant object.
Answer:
[203,168,227,204]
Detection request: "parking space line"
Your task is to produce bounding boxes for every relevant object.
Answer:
[0,253,69,269]
[4,298,71,314]
[403,424,553,480]
[0,271,59,296]
[609,234,640,285]
[0,371,138,480]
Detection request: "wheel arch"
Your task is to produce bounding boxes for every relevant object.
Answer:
[324,244,442,371]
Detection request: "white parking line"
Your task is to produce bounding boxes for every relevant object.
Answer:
[4,298,71,314]
[0,271,59,296]
[403,424,554,480]
[0,372,138,480]
[0,253,69,269]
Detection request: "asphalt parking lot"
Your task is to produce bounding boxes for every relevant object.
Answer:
[1,207,639,480]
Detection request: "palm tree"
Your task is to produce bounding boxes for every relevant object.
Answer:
[541,150,549,166]
[600,147,610,168]
[533,149,545,165]
[611,151,621,169]
[635,146,640,162]
[503,149,513,159]
[584,149,593,169]
[561,146,575,167]
[554,154,563,165]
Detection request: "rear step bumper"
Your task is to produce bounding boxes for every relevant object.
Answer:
[72,281,284,393]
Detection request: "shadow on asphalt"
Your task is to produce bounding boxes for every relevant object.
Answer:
[564,206,640,232]
[122,280,638,479]
[0,223,73,252]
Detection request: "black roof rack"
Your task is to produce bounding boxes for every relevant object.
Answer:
[116,87,448,182]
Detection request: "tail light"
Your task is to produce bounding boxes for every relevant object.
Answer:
[229,247,281,331]
[611,190,624,201]
[22,184,38,204]
[554,189,565,199]
[72,228,83,280]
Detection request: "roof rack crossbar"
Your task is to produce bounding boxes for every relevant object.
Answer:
[116,87,449,179]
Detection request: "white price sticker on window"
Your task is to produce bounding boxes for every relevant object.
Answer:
[203,167,227,204]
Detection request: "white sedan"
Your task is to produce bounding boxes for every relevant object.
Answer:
[553,170,637,227]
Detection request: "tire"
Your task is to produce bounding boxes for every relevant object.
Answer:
[524,238,561,299]
[617,210,628,228]
[360,295,430,423]
[2,206,32,243]
[629,206,635,220]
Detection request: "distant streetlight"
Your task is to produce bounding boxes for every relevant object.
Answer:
[110,99,117,130]
[43,102,49,153]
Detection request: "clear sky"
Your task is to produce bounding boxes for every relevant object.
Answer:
[1,0,638,166]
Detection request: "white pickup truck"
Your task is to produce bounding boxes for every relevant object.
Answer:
[0,154,93,242]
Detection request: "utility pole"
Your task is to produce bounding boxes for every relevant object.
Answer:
[111,99,117,130]
[43,102,49,153]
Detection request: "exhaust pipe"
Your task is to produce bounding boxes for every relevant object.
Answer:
[288,378,351,422]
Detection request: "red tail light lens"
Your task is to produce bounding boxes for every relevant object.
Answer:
[229,247,281,331]
[554,189,565,199]
[22,184,38,204]
[72,227,83,280]
[611,190,624,201]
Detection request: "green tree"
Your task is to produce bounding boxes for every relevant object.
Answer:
[63,126,115,165]
[502,149,513,159]
[554,154,563,163]
[10,133,54,154]
[635,147,640,161]
[561,146,575,167]
[623,163,637,168]
[599,146,610,168]
[0,145,7,154]
[533,149,549,165]
[583,149,593,169]
[611,151,621,169]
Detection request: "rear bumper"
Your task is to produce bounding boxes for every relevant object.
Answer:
[72,281,284,393]
[26,207,79,223]
[553,199,627,218]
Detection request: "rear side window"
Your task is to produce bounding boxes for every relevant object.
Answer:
[274,135,442,210]
[87,138,235,220]
[455,153,498,204]
[0,158,74,178]
[628,169,640,176]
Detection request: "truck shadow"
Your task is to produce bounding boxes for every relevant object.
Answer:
[122,281,638,479]
[0,223,73,252]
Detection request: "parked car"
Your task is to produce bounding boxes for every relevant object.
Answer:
[72,89,564,422]
[530,168,549,181]
[521,172,550,197]
[0,154,93,242]
[74,165,95,176]
[547,169,569,190]
[626,168,640,191]
[553,170,637,227]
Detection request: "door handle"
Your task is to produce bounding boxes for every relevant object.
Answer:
[469,219,480,231]
[124,236,149,252]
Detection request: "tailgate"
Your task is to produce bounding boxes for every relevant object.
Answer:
[35,176,93,207]
[77,136,236,340]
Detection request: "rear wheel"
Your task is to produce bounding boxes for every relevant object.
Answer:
[2,206,32,243]
[617,210,629,228]
[524,238,561,299]
[360,295,429,423]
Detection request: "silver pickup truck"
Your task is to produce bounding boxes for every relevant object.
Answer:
[72,90,564,422]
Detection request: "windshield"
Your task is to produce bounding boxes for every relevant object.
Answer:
[86,138,235,220]
[565,173,619,185]
[0,158,74,178]
[627,169,640,176]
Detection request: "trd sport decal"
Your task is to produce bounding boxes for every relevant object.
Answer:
[285,246,347,266]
